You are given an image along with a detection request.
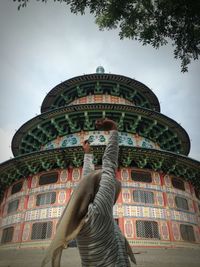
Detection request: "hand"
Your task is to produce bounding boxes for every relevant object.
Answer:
[82,140,92,153]
[95,118,118,131]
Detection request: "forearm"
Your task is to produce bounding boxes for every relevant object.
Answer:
[93,130,119,214]
[102,130,119,171]
[82,153,95,178]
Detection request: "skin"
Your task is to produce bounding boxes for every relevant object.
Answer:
[82,140,91,154]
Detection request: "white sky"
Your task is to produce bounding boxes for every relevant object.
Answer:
[0,0,200,163]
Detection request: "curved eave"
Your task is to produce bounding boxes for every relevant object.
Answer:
[0,147,200,199]
[41,73,160,112]
[11,104,190,157]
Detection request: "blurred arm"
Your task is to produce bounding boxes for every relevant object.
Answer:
[93,130,119,215]
[82,140,94,178]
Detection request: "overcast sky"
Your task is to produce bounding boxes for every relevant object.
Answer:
[0,0,200,164]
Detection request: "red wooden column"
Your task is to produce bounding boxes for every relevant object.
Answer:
[160,173,174,244]
[18,176,32,243]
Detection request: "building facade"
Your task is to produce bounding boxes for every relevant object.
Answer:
[0,68,200,248]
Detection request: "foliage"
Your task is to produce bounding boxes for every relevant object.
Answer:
[14,0,200,72]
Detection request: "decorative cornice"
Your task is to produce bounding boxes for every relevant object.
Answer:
[11,104,190,157]
[0,146,200,199]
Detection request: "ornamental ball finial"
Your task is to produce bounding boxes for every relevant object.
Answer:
[96,66,105,74]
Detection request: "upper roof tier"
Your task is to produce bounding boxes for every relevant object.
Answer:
[41,73,160,113]
[11,103,190,157]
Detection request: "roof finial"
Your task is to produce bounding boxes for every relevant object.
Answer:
[96,66,105,74]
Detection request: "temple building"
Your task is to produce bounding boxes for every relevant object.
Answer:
[0,67,200,249]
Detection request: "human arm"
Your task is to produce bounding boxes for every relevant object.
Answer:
[92,119,119,215]
[82,140,95,178]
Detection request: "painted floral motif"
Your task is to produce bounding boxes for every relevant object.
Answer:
[186,200,193,212]
[167,194,175,208]
[28,195,35,209]
[121,168,129,180]
[122,189,131,203]
[61,136,77,147]
[19,197,25,211]
[60,170,68,183]
[22,223,30,241]
[23,180,27,191]
[72,168,80,181]
[41,131,160,151]
[156,192,164,206]
[141,139,153,149]
[152,172,160,185]
[31,175,38,188]
[185,182,191,193]
[161,222,169,240]
[127,137,133,145]
[164,175,171,187]
[58,191,66,204]
[46,142,55,150]
[125,220,134,238]
[99,135,106,142]
[172,222,180,240]
[88,135,95,143]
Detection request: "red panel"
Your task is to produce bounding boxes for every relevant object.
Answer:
[189,182,194,196]
[120,217,125,234]
[24,195,29,210]
[167,221,174,242]
[27,176,32,189]
[19,222,25,243]
[163,192,167,207]
[160,173,165,186]
[66,188,72,203]
[116,191,122,204]
[68,167,73,181]
[116,169,121,180]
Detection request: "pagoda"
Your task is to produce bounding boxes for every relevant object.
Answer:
[0,67,200,248]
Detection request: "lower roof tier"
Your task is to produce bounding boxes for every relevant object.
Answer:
[11,104,190,156]
[0,146,200,199]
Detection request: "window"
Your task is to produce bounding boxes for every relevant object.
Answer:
[31,222,52,240]
[36,192,56,206]
[7,199,19,214]
[175,196,189,211]
[194,188,200,200]
[131,170,152,183]
[1,227,14,243]
[11,181,23,194]
[172,177,185,191]
[180,224,195,242]
[136,220,159,239]
[39,172,58,186]
[133,190,154,204]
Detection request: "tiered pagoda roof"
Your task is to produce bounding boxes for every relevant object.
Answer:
[0,70,200,200]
